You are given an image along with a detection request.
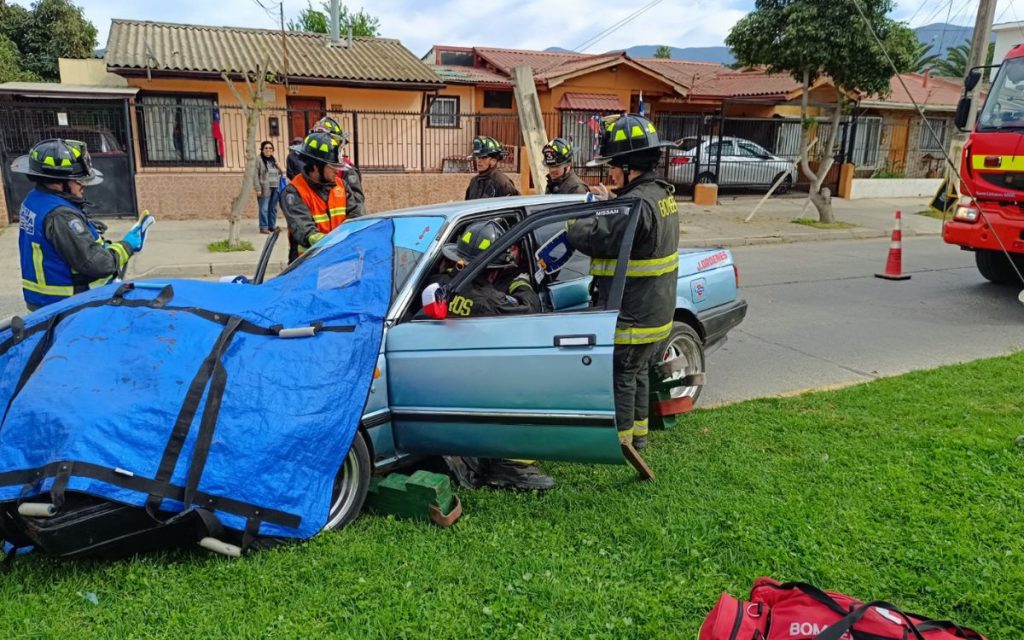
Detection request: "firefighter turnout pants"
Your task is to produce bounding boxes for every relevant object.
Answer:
[612,341,660,444]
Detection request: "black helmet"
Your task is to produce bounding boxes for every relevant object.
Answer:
[442,220,515,269]
[542,137,573,167]
[11,138,103,185]
[312,116,350,144]
[295,131,343,165]
[587,113,673,167]
[471,136,505,159]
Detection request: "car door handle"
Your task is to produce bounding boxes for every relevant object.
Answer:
[554,334,596,348]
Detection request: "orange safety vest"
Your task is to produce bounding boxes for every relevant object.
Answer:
[290,173,347,234]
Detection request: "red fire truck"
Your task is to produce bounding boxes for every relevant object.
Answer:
[946,44,1024,285]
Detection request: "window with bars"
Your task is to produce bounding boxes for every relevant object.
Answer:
[137,94,220,166]
[919,118,949,152]
[428,96,460,128]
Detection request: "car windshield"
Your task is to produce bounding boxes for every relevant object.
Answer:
[677,137,700,152]
[978,58,1024,131]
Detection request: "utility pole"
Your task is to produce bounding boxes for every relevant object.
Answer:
[279,2,290,94]
[948,0,997,183]
[964,0,998,131]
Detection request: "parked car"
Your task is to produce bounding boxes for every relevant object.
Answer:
[0,195,747,557]
[669,136,797,192]
[31,126,124,155]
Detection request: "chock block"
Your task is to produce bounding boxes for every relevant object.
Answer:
[693,183,718,206]
[366,471,460,526]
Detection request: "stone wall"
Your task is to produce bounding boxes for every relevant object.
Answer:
[134,172,476,220]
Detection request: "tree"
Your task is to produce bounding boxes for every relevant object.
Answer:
[0,34,40,83]
[933,40,995,80]
[0,0,97,81]
[912,42,939,74]
[223,58,274,249]
[654,45,672,59]
[287,1,380,37]
[727,0,917,223]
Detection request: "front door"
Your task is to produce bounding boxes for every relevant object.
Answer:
[287,97,326,141]
[385,200,643,465]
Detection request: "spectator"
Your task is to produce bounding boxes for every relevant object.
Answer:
[254,140,283,234]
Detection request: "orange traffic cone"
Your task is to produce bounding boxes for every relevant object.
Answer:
[875,210,911,281]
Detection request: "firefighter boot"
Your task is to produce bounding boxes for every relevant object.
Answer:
[632,420,649,450]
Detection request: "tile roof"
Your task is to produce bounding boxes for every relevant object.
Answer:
[557,92,627,111]
[634,58,728,88]
[105,19,443,87]
[692,71,804,99]
[862,73,962,110]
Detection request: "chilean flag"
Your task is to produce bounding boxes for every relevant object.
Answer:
[211,107,225,158]
[420,282,448,319]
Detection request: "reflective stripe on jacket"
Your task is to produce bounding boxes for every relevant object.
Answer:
[290,172,347,233]
[18,189,111,308]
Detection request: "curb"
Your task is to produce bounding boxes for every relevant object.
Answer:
[128,260,287,279]
[682,227,940,248]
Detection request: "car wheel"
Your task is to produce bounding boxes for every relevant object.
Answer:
[975,249,1021,285]
[772,173,793,195]
[696,172,716,185]
[324,430,371,530]
[654,322,706,404]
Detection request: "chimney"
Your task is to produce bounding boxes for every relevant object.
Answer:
[922,69,930,88]
[329,0,340,46]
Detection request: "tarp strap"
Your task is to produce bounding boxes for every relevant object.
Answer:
[0,314,58,430]
[49,462,72,512]
[241,516,261,552]
[147,316,243,519]
[183,319,240,509]
[110,282,175,309]
[0,461,301,529]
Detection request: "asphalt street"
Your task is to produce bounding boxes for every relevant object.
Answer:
[701,236,1024,406]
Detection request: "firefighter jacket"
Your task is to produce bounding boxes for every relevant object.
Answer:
[545,170,590,195]
[282,170,360,251]
[566,171,679,345]
[18,187,131,309]
[433,270,540,317]
[465,167,520,200]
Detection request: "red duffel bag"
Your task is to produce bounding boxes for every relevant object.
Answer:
[699,577,987,640]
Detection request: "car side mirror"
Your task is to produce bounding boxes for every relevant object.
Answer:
[964,69,982,92]
[955,96,972,131]
[421,282,448,319]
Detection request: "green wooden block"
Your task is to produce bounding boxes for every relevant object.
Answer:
[365,471,455,522]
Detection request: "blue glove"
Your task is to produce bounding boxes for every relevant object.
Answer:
[122,213,155,252]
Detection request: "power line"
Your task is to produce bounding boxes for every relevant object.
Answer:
[572,0,665,53]
[848,0,1024,287]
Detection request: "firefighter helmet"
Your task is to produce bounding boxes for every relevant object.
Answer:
[11,138,104,185]
[471,136,506,160]
[587,113,673,167]
[442,219,515,269]
[542,137,573,167]
[295,131,343,165]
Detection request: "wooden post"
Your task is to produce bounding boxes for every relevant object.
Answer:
[511,65,549,195]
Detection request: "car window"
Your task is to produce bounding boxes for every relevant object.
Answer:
[393,216,445,295]
[534,221,590,280]
[709,141,734,156]
[677,137,700,152]
[737,142,767,158]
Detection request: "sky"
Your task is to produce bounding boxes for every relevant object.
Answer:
[9,0,1024,57]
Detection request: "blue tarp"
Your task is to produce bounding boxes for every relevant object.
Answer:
[0,219,394,540]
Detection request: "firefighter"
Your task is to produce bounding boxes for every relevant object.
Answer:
[438,219,540,317]
[465,136,519,200]
[309,116,365,219]
[433,219,553,491]
[542,137,590,195]
[280,131,360,260]
[566,114,679,451]
[13,138,153,312]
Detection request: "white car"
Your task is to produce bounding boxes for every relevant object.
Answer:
[668,136,798,193]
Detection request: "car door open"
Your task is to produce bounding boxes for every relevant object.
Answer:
[384,200,642,465]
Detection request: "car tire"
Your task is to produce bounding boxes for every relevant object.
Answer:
[975,249,1020,285]
[324,430,372,530]
[653,322,706,405]
[772,173,793,195]
[696,172,716,185]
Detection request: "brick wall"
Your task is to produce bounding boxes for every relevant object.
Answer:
[134,172,475,220]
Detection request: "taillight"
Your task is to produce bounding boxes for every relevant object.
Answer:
[733,264,740,287]
[953,196,980,222]
[670,156,691,165]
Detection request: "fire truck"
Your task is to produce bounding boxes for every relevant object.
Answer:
[946,43,1024,285]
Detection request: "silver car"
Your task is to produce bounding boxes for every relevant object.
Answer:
[668,136,798,192]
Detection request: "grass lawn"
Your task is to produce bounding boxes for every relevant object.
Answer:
[2,355,1022,639]
[207,239,255,253]
[916,209,948,221]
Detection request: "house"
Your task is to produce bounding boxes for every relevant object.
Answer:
[856,72,963,178]
[993,21,1024,68]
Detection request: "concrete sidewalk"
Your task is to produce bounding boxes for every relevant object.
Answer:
[0,195,939,284]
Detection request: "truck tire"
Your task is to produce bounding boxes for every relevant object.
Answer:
[653,322,706,404]
[975,249,1020,285]
[324,430,371,530]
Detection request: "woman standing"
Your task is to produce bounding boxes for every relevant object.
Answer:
[254,140,283,234]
